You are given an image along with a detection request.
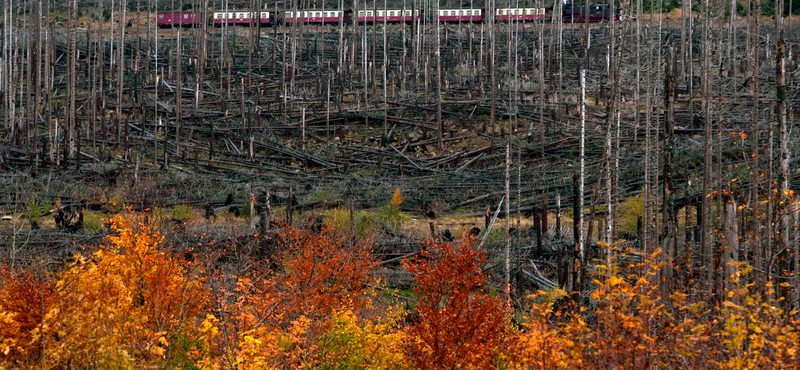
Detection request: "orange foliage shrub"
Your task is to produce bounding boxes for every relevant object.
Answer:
[0,267,55,366]
[714,265,800,369]
[200,223,380,369]
[273,223,377,323]
[559,250,712,369]
[403,237,510,370]
[4,209,800,370]
[41,212,209,368]
[508,248,800,370]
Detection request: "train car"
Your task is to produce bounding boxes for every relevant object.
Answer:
[212,11,276,26]
[494,7,547,22]
[562,4,619,23]
[157,12,203,28]
[357,9,420,23]
[284,9,352,24]
[437,8,484,23]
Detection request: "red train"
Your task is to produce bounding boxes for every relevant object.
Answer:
[157,12,203,28]
[284,9,352,24]
[157,4,619,29]
[212,11,276,26]
[494,7,548,22]
[356,9,420,23]
[437,8,485,23]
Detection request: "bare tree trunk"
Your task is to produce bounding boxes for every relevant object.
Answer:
[723,196,740,292]
[750,0,762,284]
[2,0,10,139]
[579,69,586,290]
[662,49,676,295]
[68,0,78,161]
[701,0,714,292]
[176,0,183,156]
[117,0,128,150]
[488,0,495,135]
[436,0,442,149]
[504,124,511,300]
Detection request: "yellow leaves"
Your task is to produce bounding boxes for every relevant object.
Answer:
[607,276,624,287]
[391,188,403,206]
[201,314,219,338]
[316,307,409,370]
[36,212,209,369]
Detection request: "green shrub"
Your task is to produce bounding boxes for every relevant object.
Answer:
[241,201,252,218]
[324,203,410,237]
[84,211,107,232]
[26,198,52,224]
[170,205,197,221]
[618,194,645,236]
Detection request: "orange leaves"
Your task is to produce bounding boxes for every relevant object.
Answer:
[391,188,403,206]
[5,209,800,369]
[198,222,381,369]
[403,237,509,370]
[42,213,209,368]
[274,223,377,322]
[0,267,55,365]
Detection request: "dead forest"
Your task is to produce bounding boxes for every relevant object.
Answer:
[1,0,800,307]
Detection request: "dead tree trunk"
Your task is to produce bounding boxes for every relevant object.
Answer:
[662,49,677,295]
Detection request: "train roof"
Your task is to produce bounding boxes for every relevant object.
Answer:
[284,9,351,11]
[211,10,275,12]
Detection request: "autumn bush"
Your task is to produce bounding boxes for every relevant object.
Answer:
[198,222,385,369]
[0,267,55,366]
[41,212,210,368]
[402,237,510,370]
[507,247,800,370]
[4,209,800,370]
